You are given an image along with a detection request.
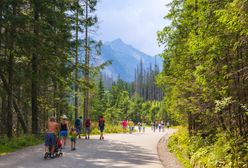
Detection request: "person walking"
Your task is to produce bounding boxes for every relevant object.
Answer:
[158,122,161,132]
[161,121,165,132]
[60,115,69,148]
[138,122,142,133]
[167,121,170,129]
[122,119,127,133]
[75,116,82,139]
[69,127,77,150]
[98,116,105,140]
[44,116,59,159]
[128,119,134,134]
[85,118,91,139]
[152,121,156,132]
[142,122,146,133]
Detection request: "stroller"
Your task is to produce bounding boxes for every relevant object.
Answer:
[44,135,63,159]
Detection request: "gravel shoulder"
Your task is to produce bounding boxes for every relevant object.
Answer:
[0,128,182,168]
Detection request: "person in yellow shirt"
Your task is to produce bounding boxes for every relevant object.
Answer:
[128,119,134,134]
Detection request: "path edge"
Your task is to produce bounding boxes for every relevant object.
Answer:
[157,130,183,168]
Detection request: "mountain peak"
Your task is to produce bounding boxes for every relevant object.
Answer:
[100,39,163,82]
[111,38,125,45]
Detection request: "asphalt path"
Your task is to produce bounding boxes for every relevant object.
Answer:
[0,128,181,168]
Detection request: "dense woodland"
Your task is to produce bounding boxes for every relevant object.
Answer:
[158,0,248,167]
[0,0,164,138]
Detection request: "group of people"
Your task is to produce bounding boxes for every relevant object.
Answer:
[151,121,170,132]
[121,120,146,134]
[121,119,170,134]
[44,115,105,158]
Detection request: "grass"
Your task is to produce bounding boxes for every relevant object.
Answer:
[0,124,125,156]
[0,134,43,156]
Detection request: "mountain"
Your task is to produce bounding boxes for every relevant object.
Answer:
[99,39,163,82]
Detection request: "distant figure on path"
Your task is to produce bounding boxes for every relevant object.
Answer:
[167,121,170,129]
[60,115,69,148]
[142,122,146,132]
[161,121,165,132]
[44,116,59,159]
[152,121,156,132]
[98,116,105,140]
[69,127,77,150]
[158,122,161,132]
[85,118,91,139]
[138,122,142,133]
[122,119,127,133]
[128,119,134,134]
[75,116,82,139]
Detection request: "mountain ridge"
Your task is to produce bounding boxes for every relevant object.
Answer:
[100,39,163,82]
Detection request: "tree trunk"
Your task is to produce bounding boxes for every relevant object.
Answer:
[31,0,40,134]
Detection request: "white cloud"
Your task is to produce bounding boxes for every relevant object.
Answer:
[96,0,171,55]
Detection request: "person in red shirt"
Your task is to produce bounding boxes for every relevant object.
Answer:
[85,118,91,139]
[122,119,127,133]
[98,116,105,140]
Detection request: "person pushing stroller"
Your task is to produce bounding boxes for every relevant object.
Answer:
[44,116,59,159]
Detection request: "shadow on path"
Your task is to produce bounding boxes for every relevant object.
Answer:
[0,138,161,168]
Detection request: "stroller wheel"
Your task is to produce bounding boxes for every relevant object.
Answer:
[44,152,49,159]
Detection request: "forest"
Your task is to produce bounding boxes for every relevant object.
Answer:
[157,0,248,167]
[0,0,164,139]
[1,0,247,167]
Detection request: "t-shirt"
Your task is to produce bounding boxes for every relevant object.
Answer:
[70,130,77,139]
[85,119,91,127]
[75,119,82,128]
[98,118,105,128]
[122,120,127,127]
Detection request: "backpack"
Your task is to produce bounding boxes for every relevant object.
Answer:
[99,119,105,127]
[75,119,81,127]
[85,119,90,127]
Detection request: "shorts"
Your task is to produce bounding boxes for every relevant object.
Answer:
[99,126,104,132]
[45,133,56,146]
[70,137,76,142]
[76,127,81,134]
[60,130,68,137]
[86,127,91,133]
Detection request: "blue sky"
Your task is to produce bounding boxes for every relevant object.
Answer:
[96,0,171,56]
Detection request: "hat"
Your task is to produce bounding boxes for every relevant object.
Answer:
[62,115,67,119]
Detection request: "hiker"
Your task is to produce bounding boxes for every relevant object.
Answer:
[122,119,127,133]
[167,121,170,129]
[98,116,105,140]
[161,121,165,132]
[69,127,77,150]
[142,122,146,133]
[85,118,91,139]
[75,116,82,139]
[128,119,134,134]
[158,122,161,132]
[60,115,69,148]
[44,116,59,159]
[138,122,142,133]
[152,121,156,132]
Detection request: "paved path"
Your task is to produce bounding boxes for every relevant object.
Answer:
[0,128,182,168]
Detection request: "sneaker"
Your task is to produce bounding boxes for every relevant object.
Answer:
[50,154,55,159]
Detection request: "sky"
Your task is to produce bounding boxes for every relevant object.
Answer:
[96,0,171,56]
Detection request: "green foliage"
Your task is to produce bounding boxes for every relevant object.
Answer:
[0,135,43,155]
[168,127,248,168]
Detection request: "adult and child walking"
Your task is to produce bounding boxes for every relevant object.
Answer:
[44,115,169,159]
[44,115,106,159]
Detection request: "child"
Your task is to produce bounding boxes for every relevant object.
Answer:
[69,127,77,150]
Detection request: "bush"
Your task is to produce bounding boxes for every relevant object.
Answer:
[167,127,248,168]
